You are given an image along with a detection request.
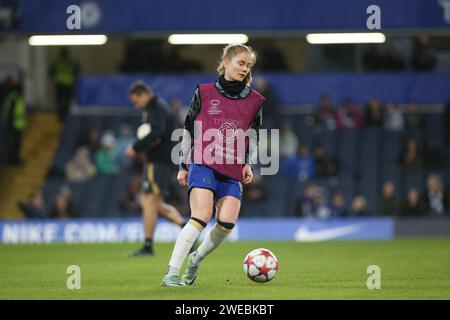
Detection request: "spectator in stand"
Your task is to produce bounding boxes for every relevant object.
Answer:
[384,102,404,131]
[314,94,337,130]
[350,195,370,217]
[50,185,75,218]
[364,98,384,127]
[330,192,347,217]
[423,138,447,169]
[279,122,299,160]
[411,35,437,71]
[295,183,317,217]
[65,146,97,182]
[404,102,423,129]
[424,174,449,216]
[400,188,427,217]
[77,127,100,155]
[1,79,27,166]
[335,99,364,129]
[281,145,315,183]
[120,175,143,215]
[18,189,47,219]
[383,45,406,71]
[313,146,338,177]
[399,138,423,170]
[49,47,80,122]
[377,181,400,216]
[313,187,332,220]
[95,131,120,175]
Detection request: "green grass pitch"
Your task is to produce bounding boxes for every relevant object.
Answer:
[1,239,449,299]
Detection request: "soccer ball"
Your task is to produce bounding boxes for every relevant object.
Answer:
[243,248,279,283]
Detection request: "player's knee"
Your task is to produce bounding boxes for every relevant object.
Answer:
[216,220,235,235]
[217,220,235,230]
[188,217,208,232]
[141,193,160,205]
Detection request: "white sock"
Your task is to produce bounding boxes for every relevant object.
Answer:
[168,220,204,276]
[193,223,232,263]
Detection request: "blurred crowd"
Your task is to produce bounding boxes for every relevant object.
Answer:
[16,86,450,219]
[17,98,189,219]
[245,90,450,219]
[290,174,448,219]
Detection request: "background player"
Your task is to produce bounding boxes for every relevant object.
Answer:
[162,44,265,286]
[126,81,188,256]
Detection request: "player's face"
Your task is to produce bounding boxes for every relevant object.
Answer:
[129,92,150,109]
[223,52,252,82]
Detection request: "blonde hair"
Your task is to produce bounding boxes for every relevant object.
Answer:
[217,44,257,86]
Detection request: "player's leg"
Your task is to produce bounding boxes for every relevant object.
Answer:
[158,202,186,227]
[192,196,240,256]
[141,193,160,252]
[128,163,160,257]
[182,178,242,285]
[195,195,240,260]
[162,187,214,286]
[158,201,200,254]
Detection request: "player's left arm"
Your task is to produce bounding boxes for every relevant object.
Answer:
[243,104,264,184]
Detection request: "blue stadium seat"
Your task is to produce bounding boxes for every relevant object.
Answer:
[359,128,381,210]
[425,114,444,149]
[67,181,89,217]
[104,172,132,217]
[401,170,426,196]
[337,129,357,169]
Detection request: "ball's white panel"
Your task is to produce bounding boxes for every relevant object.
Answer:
[248,264,259,277]
[253,255,266,268]
[243,263,248,274]
[266,257,276,269]
[270,252,278,263]
[267,269,277,280]
[253,275,267,283]
[249,249,261,257]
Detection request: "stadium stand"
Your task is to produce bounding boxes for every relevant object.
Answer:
[40,108,448,219]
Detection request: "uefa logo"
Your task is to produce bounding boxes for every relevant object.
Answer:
[207,99,222,115]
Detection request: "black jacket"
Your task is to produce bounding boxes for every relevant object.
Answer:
[133,95,179,167]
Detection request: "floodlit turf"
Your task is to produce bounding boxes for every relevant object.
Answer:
[0,239,449,300]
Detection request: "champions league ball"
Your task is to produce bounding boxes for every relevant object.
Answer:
[136,123,152,139]
[243,248,279,283]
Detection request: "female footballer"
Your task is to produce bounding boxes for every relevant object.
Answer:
[162,44,265,286]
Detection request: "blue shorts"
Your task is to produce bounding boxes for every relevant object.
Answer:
[188,164,243,202]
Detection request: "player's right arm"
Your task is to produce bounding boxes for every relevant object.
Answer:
[178,88,201,185]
